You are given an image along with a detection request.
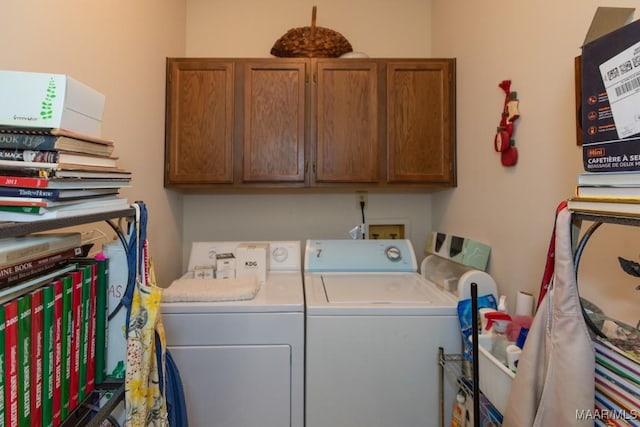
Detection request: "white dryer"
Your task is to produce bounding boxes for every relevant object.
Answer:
[161,241,304,427]
[304,239,462,427]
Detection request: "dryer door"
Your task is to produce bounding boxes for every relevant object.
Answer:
[170,345,291,427]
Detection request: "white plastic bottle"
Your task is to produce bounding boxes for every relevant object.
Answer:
[450,389,467,427]
[489,296,512,365]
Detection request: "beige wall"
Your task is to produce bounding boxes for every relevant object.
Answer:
[0,0,186,286]
[185,0,432,57]
[430,0,640,325]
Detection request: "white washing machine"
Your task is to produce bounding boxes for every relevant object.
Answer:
[161,241,304,427]
[304,239,462,427]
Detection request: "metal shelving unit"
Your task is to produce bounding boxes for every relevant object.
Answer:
[60,381,125,427]
[0,208,136,238]
[438,283,504,427]
[0,207,136,427]
[571,210,640,337]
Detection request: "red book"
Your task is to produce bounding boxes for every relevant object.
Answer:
[68,269,83,412]
[30,288,44,427]
[85,262,97,395]
[0,176,49,188]
[4,299,19,427]
[0,175,51,188]
[50,279,63,427]
[0,174,129,190]
[0,305,6,425]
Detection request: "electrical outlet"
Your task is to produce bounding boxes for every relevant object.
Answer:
[356,191,368,209]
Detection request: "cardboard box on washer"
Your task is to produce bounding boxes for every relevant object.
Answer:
[215,253,236,279]
[235,243,269,284]
[580,7,640,172]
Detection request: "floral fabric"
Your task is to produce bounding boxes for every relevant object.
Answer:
[125,255,168,427]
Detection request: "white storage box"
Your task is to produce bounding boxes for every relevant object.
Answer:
[0,70,105,137]
[235,242,269,284]
[478,345,515,416]
[102,241,127,380]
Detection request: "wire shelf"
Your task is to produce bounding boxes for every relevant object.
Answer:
[440,351,505,427]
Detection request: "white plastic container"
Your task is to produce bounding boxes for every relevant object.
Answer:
[0,70,105,136]
[235,242,269,284]
[478,345,515,415]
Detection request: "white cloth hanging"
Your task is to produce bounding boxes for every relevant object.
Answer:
[503,204,594,427]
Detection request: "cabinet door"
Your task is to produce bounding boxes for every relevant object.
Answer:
[313,60,380,183]
[241,61,307,184]
[386,60,456,185]
[165,59,234,186]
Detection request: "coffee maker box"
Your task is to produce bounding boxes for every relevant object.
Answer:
[580,8,640,172]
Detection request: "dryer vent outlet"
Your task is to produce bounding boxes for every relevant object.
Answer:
[368,224,405,240]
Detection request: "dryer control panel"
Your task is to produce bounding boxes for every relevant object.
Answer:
[187,241,301,272]
[304,239,417,272]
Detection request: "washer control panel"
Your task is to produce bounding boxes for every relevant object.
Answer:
[304,239,417,272]
[384,245,402,262]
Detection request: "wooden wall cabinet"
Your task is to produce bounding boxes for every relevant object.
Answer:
[165,59,235,185]
[386,61,455,185]
[312,60,380,185]
[241,60,308,184]
[165,57,456,191]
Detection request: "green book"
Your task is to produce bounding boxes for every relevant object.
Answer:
[77,264,92,402]
[0,205,44,214]
[42,285,55,427]
[17,294,31,427]
[0,305,6,427]
[60,275,73,420]
[93,255,108,385]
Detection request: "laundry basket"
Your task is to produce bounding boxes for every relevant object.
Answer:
[270,6,353,58]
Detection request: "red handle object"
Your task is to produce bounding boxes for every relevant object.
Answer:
[495,80,519,167]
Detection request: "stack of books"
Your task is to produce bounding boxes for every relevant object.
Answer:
[568,171,640,216]
[593,338,640,421]
[0,232,111,426]
[0,71,130,222]
[0,127,131,221]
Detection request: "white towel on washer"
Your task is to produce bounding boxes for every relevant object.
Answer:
[162,274,260,302]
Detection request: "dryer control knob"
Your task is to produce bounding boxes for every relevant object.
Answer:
[385,246,402,261]
[272,246,289,263]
